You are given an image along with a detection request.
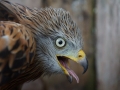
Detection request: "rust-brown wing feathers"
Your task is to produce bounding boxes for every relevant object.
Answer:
[0,0,38,35]
[0,21,36,85]
[0,0,36,85]
[0,0,19,22]
[0,0,33,23]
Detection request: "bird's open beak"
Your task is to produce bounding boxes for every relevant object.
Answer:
[57,50,88,83]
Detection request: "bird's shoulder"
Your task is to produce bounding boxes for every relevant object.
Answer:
[0,21,36,85]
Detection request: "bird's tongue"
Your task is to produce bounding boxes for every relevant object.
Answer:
[60,60,79,83]
[67,69,79,83]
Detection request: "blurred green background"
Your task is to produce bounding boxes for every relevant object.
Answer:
[8,0,120,90]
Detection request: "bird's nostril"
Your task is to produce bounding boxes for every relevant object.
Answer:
[79,55,82,57]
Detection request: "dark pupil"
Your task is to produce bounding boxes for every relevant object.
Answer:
[59,40,63,45]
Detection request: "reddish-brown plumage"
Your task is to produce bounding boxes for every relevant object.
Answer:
[0,1,44,89]
[0,21,36,89]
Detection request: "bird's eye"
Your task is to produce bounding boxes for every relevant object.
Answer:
[56,38,66,48]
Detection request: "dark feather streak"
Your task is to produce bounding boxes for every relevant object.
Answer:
[11,39,20,51]
[0,48,10,58]
[12,56,26,69]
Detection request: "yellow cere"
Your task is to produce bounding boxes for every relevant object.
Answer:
[78,50,86,59]
[66,50,86,62]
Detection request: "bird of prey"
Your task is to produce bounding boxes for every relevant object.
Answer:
[0,0,88,90]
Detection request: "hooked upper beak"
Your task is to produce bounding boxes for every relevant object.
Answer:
[79,57,88,74]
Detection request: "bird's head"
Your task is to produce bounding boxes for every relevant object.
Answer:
[33,7,88,83]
